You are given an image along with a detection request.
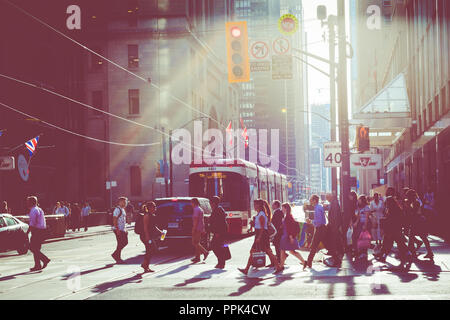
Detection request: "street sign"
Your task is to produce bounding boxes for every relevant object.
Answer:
[272,55,293,80]
[350,154,382,170]
[0,156,15,170]
[250,40,271,72]
[323,142,342,167]
[250,41,269,59]
[272,37,291,55]
[278,14,299,36]
[17,154,29,182]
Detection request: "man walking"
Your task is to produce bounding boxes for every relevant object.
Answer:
[191,198,209,263]
[210,196,228,269]
[112,197,128,264]
[27,196,50,271]
[325,193,343,267]
[271,200,284,264]
[81,202,91,232]
[305,195,327,269]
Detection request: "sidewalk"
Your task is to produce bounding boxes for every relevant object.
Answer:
[44,224,135,244]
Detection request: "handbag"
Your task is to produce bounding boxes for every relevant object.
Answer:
[222,244,231,261]
[357,230,372,250]
[346,226,353,245]
[251,251,266,268]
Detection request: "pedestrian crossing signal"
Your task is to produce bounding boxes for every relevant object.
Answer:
[225,21,250,83]
[356,125,370,152]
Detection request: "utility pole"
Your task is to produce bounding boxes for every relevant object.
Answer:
[162,127,169,197]
[337,0,351,216]
[328,16,338,197]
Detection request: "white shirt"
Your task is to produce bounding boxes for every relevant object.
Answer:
[29,206,46,229]
[370,200,384,219]
[254,211,268,230]
[113,207,126,231]
[82,206,91,217]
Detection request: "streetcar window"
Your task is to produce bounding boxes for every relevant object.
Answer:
[189,172,249,211]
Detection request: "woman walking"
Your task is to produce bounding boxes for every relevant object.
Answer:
[352,195,371,260]
[279,203,306,269]
[405,189,434,260]
[238,199,282,275]
[370,193,384,246]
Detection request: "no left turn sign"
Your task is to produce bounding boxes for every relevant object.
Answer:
[250,41,269,60]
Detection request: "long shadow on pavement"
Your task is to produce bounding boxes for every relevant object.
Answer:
[90,272,145,294]
[174,269,226,287]
[0,269,42,281]
[228,277,268,297]
[60,263,116,281]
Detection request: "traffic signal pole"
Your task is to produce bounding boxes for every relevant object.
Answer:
[328,17,338,197]
[337,0,351,217]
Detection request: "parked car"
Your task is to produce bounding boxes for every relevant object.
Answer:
[0,214,29,254]
[154,197,213,250]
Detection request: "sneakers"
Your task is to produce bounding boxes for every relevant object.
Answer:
[191,257,201,263]
[112,253,124,264]
[30,266,41,272]
[215,264,225,269]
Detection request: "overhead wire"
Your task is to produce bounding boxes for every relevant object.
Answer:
[3,0,304,176]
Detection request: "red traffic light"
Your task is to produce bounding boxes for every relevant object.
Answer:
[230,27,241,38]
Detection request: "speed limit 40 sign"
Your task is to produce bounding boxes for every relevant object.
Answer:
[324,142,342,167]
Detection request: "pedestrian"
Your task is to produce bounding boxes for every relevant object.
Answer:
[111,197,129,263]
[71,203,81,232]
[238,199,282,275]
[374,196,411,268]
[405,189,434,260]
[81,202,91,231]
[352,195,371,260]
[270,200,284,263]
[279,202,306,270]
[345,191,358,232]
[139,202,164,272]
[304,195,327,269]
[325,193,343,267]
[27,196,50,271]
[1,200,11,214]
[190,198,209,263]
[370,193,384,246]
[423,187,436,229]
[209,196,229,269]
[126,201,135,224]
[64,202,72,230]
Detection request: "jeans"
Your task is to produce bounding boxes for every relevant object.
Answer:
[112,230,128,260]
[30,228,50,268]
[139,235,157,267]
[273,235,282,262]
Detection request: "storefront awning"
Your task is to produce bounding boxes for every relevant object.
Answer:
[352,73,411,129]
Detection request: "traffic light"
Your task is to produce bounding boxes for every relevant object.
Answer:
[225,21,250,83]
[356,125,370,152]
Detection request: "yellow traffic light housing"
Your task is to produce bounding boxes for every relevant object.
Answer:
[225,21,250,83]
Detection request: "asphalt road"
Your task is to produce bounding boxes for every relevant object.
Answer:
[1,206,450,300]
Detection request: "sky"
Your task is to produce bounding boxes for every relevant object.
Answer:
[301,0,353,112]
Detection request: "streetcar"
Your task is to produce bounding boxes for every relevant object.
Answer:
[189,159,288,235]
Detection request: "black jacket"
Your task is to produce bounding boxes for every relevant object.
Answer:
[210,206,228,234]
[271,208,284,237]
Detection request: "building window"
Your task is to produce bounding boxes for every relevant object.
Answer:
[130,166,142,196]
[129,89,140,115]
[128,44,139,68]
[92,91,103,116]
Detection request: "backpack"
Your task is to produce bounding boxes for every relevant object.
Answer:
[134,212,144,235]
[110,206,122,226]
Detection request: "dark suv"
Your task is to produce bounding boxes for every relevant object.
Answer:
[154,197,212,250]
[0,214,30,254]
